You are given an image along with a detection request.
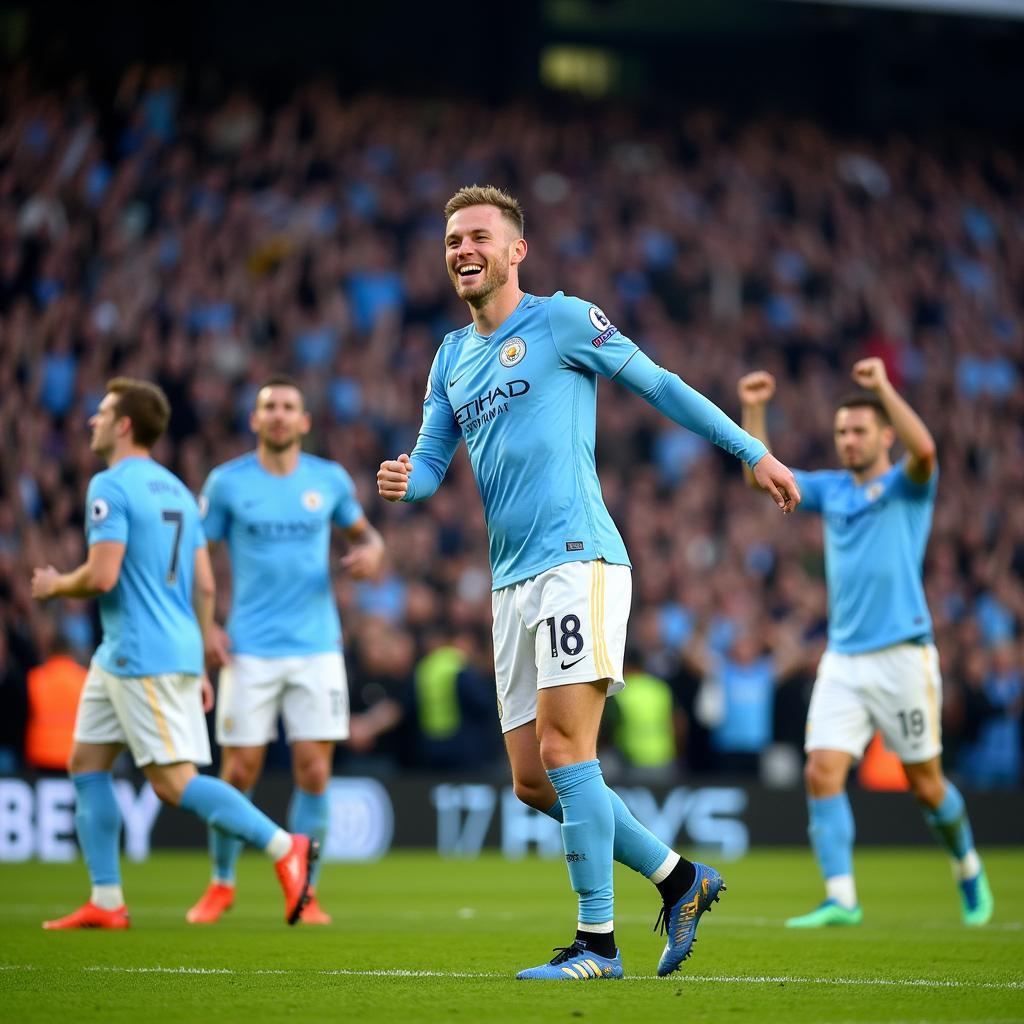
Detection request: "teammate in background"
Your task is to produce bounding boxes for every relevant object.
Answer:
[378,186,800,980]
[738,361,994,928]
[31,379,316,929]
[186,375,383,926]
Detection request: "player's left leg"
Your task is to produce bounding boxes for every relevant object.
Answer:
[148,760,317,924]
[505,725,716,974]
[903,757,993,926]
[875,642,992,926]
[282,652,350,924]
[289,739,334,924]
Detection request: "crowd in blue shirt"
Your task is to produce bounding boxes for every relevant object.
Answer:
[0,66,1020,785]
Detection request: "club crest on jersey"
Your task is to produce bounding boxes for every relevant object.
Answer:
[865,482,884,502]
[89,498,109,523]
[302,490,324,512]
[499,337,527,367]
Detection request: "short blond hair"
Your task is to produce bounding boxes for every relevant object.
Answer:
[444,185,524,237]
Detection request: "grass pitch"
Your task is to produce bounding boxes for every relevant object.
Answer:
[0,848,1021,1023]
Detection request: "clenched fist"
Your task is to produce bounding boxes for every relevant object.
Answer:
[738,371,776,407]
[851,357,889,392]
[377,454,413,502]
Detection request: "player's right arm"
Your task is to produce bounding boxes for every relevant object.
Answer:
[378,350,461,503]
[737,371,776,489]
[31,475,128,600]
[738,370,831,514]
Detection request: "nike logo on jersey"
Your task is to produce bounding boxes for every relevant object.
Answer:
[448,372,466,387]
[561,656,585,671]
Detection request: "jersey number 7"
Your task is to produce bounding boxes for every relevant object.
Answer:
[161,510,184,584]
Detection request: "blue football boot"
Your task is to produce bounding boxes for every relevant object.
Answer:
[516,940,624,981]
[655,862,726,977]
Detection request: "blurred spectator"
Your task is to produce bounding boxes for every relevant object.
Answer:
[958,645,1023,789]
[0,68,1021,784]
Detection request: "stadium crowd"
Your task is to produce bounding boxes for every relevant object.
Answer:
[0,65,1021,787]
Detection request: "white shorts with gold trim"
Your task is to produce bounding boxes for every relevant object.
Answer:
[215,652,350,746]
[492,560,631,734]
[74,661,212,767]
[805,642,943,764]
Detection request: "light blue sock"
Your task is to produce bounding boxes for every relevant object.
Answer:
[289,788,328,886]
[546,788,670,879]
[181,776,278,851]
[208,788,253,884]
[923,780,975,861]
[547,760,615,925]
[72,771,122,886]
[808,793,855,881]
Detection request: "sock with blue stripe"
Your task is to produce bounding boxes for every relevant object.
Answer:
[808,793,857,908]
[208,788,253,884]
[181,776,290,860]
[547,759,615,958]
[288,788,329,886]
[73,771,124,908]
[923,779,979,879]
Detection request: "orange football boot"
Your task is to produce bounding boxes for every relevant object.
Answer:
[275,834,318,925]
[298,889,332,925]
[185,882,236,924]
[43,902,130,930]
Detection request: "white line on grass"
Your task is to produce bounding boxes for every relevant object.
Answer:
[55,966,1022,989]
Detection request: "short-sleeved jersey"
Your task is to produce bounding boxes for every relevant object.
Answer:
[794,460,937,654]
[86,457,205,677]
[409,291,638,589]
[200,452,364,657]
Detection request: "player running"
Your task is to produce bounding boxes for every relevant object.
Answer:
[31,378,316,929]
[186,375,384,926]
[378,185,800,980]
[738,361,994,928]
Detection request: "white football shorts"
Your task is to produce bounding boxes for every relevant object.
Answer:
[215,652,350,746]
[805,642,943,763]
[74,661,212,768]
[492,559,631,734]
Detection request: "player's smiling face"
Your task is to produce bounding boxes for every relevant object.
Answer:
[444,205,523,307]
[252,385,310,453]
[834,406,893,473]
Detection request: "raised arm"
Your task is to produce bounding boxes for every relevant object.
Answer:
[851,358,936,484]
[737,371,776,489]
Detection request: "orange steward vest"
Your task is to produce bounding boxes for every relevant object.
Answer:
[25,655,87,770]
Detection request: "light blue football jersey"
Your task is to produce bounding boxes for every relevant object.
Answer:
[794,460,938,654]
[86,456,205,676]
[200,452,364,657]
[405,291,766,589]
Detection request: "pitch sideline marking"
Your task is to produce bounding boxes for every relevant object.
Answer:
[2,963,1021,989]
[51,966,1020,989]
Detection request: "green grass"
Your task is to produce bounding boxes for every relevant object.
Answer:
[1,849,1021,1023]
